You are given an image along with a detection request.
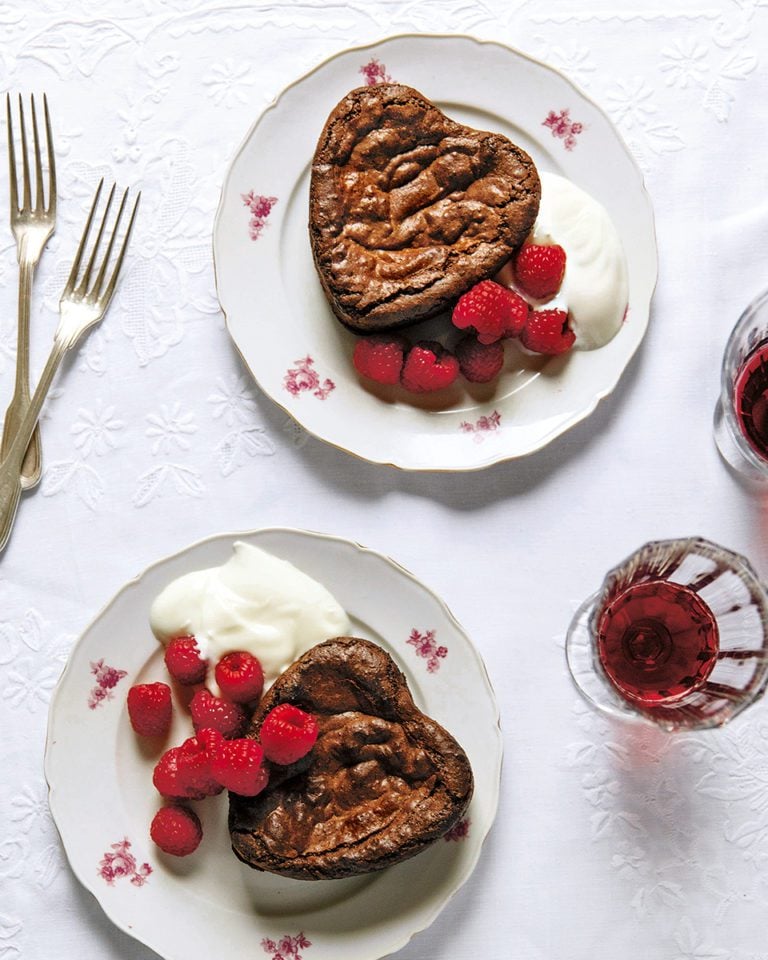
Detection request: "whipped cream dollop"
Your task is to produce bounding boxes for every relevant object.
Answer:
[149,541,350,688]
[500,171,628,350]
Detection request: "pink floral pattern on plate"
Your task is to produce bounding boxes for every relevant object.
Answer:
[88,659,127,709]
[261,934,312,960]
[460,410,502,441]
[542,109,584,150]
[444,817,471,842]
[407,628,447,673]
[284,357,335,400]
[98,839,152,886]
[242,191,278,241]
[359,58,392,85]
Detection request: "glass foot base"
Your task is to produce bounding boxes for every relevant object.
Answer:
[565,593,647,724]
[714,397,768,484]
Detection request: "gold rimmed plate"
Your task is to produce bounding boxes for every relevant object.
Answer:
[213,33,657,471]
[45,527,502,960]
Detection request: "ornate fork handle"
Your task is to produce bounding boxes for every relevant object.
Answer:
[0,335,65,552]
[3,252,41,481]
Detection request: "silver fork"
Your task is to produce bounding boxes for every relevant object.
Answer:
[1,93,56,488]
[0,179,139,553]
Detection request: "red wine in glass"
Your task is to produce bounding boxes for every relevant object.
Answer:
[735,340,768,460]
[567,538,768,729]
[596,579,719,706]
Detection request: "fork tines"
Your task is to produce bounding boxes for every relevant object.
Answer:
[6,93,56,216]
[66,179,140,306]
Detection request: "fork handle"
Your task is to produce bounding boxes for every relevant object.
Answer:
[0,336,65,554]
[1,254,42,486]
[14,251,33,393]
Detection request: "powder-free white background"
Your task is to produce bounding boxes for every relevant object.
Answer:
[2,2,768,959]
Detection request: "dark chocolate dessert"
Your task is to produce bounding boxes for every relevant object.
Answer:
[309,83,540,333]
[228,637,473,880]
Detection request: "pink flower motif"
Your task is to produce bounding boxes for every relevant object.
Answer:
[542,109,584,150]
[444,817,471,842]
[359,58,391,85]
[261,934,312,960]
[459,410,502,443]
[88,659,127,709]
[97,839,152,886]
[407,629,448,673]
[283,356,335,400]
[98,666,126,690]
[242,191,278,241]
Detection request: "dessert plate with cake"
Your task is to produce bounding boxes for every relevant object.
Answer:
[214,33,657,471]
[45,528,501,960]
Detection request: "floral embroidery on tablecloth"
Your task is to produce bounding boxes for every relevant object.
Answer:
[282,417,309,449]
[407,629,447,673]
[0,912,22,951]
[565,695,768,946]
[208,374,258,426]
[133,463,206,507]
[207,374,277,474]
[203,58,254,107]
[97,839,151,886]
[146,402,197,455]
[41,400,124,511]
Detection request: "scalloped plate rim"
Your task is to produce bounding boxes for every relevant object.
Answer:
[212,32,658,472]
[45,526,502,960]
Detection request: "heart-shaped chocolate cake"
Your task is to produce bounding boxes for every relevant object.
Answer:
[228,637,473,880]
[309,83,540,333]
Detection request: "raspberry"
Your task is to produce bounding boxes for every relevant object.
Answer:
[190,689,246,739]
[152,730,224,800]
[452,280,528,344]
[164,635,207,685]
[178,729,224,797]
[211,738,269,797]
[259,703,319,765]
[215,651,264,704]
[520,309,575,355]
[401,341,459,393]
[513,243,567,300]
[126,682,172,737]
[455,336,505,383]
[150,805,202,857]
[501,288,529,338]
[352,336,408,385]
[153,746,199,800]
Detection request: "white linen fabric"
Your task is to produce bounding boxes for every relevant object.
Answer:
[1,2,767,959]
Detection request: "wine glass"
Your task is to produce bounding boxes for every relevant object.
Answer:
[565,537,768,730]
[714,289,768,481]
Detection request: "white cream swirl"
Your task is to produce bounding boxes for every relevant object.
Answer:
[149,541,350,688]
[498,172,629,349]
[532,172,628,350]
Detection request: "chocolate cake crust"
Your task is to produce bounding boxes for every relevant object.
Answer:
[228,637,474,880]
[309,83,540,333]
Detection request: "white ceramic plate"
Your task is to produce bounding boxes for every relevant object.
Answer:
[45,528,501,960]
[213,33,657,471]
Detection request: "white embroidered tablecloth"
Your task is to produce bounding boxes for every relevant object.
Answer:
[2,2,768,959]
